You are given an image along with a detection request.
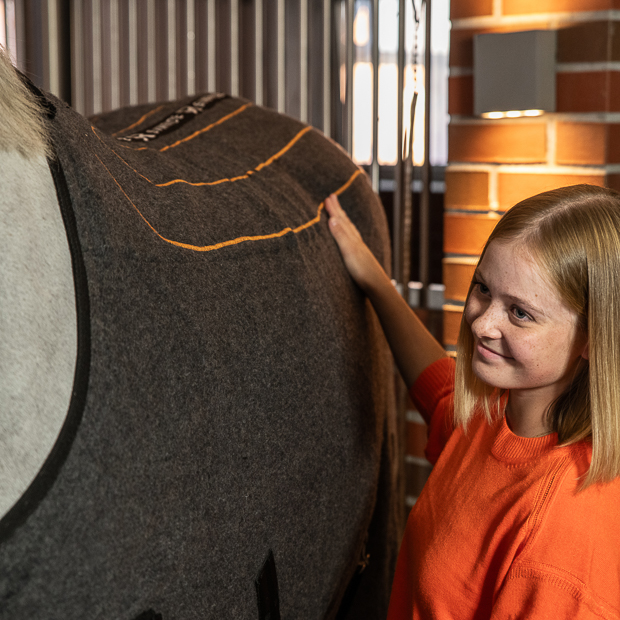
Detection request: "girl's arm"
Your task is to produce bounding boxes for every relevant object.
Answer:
[325,194,446,388]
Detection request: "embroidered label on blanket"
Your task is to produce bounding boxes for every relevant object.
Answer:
[117,93,228,143]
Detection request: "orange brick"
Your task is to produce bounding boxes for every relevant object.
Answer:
[450,0,493,20]
[443,306,464,347]
[609,125,620,163]
[504,0,615,13]
[556,123,607,166]
[557,22,611,63]
[406,420,428,459]
[611,72,620,112]
[448,75,473,117]
[450,29,475,69]
[449,123,546,164]
[556,72,620,113]
[606,174,620,192]
[443,259,477,302]
[444,212,500,255]
[445,170,489,210]
[498,173,605,210]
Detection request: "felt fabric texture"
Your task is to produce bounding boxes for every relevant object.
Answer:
[0,88,399,619]
[387,358,620,619]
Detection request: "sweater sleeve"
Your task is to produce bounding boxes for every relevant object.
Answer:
[408,357,456,466]
[491,568,620,619]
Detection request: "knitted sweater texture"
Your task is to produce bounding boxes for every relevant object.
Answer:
[387,357,620,619]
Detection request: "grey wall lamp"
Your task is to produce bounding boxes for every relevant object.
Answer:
[473,29,557,119]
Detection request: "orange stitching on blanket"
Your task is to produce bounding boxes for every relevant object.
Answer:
[92,125,313,188]
[111,105,165,137]
[93,151,363,253]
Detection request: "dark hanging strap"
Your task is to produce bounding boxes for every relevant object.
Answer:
[255,549,281,620]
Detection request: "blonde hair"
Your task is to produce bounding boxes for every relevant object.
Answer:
[455,184,620,487]
[0,46,51,158]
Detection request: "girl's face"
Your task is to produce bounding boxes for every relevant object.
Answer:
[464,240,588,405]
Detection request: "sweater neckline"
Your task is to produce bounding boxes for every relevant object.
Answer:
[491,415,559,462]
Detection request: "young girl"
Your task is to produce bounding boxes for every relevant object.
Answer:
[325,184,620,618]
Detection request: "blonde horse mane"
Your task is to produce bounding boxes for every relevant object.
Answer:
[0,46,52,158]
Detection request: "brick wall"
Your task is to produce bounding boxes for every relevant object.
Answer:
[446,0,620,346]
[405,0,620,510]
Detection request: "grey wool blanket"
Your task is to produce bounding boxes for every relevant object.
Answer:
[0,84,400,619]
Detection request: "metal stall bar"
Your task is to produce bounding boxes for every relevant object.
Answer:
[187,0,195,96]
[370,0,379,192]
[92,0,103,113]
[345,0,353,155]
[230,0,239,96]
[167,0,176,100]
[4,0,16,58]
[110,0,120,109]
[128,0,137,104]
[147,0,156,102]
[0,1,5,48]
[277,0,285,113]
[322,0,331,137]
[418,0,431,294]
[392,0,409,286]
[299,0,308,123]
[71,0,83,113]
[48,0,60,95]
[207,0,216,92]
[255,0,263,105]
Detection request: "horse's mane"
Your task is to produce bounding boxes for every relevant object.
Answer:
[0,47,51,159]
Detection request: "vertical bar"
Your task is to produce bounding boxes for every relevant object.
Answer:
[168,0,176,100]
[92,0,102,114]
[187,0,195,95]
[71,0,84,113]
[128,0,138,104]
[419,0,432,291]
[254,0,263,104]
[393,0,409,285]
[207,0,216,92]
[345,0,353,155]
[48,0,60,95]
[5,0,16,59]
[0,0,6,49]
[322,0,331,136]
[110,0,120,109]
[147,0,156,102]
[299,0,308,122]
[370,0,379,191]
[230,0,239,96]
[277,0,284,112]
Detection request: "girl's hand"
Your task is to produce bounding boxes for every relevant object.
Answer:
[324,194,387,293]
[324,193,446,387]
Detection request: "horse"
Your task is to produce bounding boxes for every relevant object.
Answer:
[0,47,399,619]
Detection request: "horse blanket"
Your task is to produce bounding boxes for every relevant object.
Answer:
[0,82,399,619]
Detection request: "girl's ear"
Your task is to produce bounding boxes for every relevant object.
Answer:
[581,340,589,361]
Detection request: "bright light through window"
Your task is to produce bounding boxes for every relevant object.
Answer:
[349,0,449,168]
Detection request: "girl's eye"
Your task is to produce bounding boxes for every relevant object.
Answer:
[512,306,530,321]
[475,282,490,296]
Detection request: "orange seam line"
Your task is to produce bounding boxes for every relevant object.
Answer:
[93,150,363,253]
[111,105,166,137]
[92,124,313,189]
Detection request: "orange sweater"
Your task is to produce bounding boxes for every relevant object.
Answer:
[387,357,620,619]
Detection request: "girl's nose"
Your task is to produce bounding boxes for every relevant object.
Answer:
[471,304,503,340]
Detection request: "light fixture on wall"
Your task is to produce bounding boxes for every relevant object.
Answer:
[473,30,556,119]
